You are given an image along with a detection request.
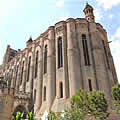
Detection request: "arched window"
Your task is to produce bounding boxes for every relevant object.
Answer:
[58,37,63,68]
[27,56,31,82]
[82,34,90,66]
[88,79,92,91]
[35,51,39,78]
[60,82,63,98]
[20,61,24,85]
[44,86,46,101]
[44,45,47,74]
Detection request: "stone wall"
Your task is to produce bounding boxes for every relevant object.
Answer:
[0,88,14,120]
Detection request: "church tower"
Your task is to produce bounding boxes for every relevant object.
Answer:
[83,2,95,22]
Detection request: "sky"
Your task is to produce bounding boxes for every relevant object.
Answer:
[0,0,120,82]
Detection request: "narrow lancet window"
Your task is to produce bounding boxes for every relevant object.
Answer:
[102,40,110,69]
[58,37,63,68]
[20,61,24,85]
[27,56,31,82]
[35,51,39,78]
[34,89,36,103]
[88,79,92,91]
[44,45,47,74]
[82,34,90,66]
[44,86,46,101]
[60,82,63,98]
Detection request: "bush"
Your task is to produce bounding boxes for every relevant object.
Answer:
[112,82,120,114]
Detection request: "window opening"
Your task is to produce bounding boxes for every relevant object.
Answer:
[35,51,39,78]
[82,34,90,66]
[58,37,63,68]
[60,82,63,98]
[44,45,47,74]
[27,56,31,81]
[88,79,92,91]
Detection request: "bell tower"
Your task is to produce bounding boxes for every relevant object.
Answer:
[83,2,95,22]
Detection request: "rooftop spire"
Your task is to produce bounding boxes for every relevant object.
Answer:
[83,3,95,22]
[27,36,33,43]
[26,36,33,47]
[86,1,88,5]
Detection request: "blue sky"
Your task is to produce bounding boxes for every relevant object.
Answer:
[0,0,120,82]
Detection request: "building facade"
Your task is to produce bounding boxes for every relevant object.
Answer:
[0,3,119,120]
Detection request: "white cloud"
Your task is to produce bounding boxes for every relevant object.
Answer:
[94,8,103,21]
[109,27,120,83]
[96,0,120,9]
[56,0,64,7]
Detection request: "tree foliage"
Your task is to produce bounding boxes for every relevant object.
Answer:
[48,111,58,120]
[48,109,85,120]
[71,89,89,112]
[88,91,109,120]
[63,107,86,120]
[71,89,109,120]
[112,82,120,114]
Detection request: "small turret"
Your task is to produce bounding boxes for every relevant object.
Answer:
[26,36,33,47]
[2,45,17,64]
[83,2,95,22]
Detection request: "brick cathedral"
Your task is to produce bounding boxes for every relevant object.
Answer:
[0,3,119,120]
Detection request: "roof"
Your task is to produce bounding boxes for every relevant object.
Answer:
[26,37,33,43]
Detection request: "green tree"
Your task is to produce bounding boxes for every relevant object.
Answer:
[112,82,120,114]
[62,107,86,120]
[71,89,89,110]
[70,89,109,120]
[88,91,109,120]
[70,89,89,119]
